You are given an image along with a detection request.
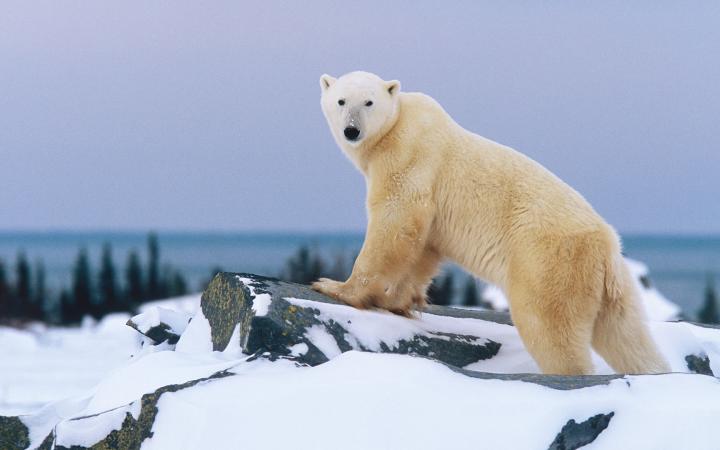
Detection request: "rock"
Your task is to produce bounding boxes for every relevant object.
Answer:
[686,354,714,376]
[0,416,30,450]
[196,272,510,368]
[126,307,191,345]
[548,412,615,450]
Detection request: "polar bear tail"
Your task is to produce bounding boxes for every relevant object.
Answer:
[591,251,671,374]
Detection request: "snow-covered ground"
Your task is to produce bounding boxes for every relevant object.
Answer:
[0,295,201,416]
[33,349,720,450]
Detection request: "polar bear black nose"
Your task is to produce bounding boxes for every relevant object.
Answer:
[344,126,360,141]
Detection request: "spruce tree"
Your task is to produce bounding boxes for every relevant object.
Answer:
[169,271,188,297]
[698,274,719,325]
[125,250,144,305]
[147,232,160,300]
[32,259,46,320]
[15,250,31,317]
[428,273,454,306]
[98,243,118,313]
[462,276,480,306]
[72,248,93,321]
[282,246,326,284]
[59,288,74,324]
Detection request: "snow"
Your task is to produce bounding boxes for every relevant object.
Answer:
[138,351,720,450]
[138,294,201,315]
[304,325,342,358]
[81,351,244,417]
[289,342,309,357]
[0,315,142,416]
[480,257,682,321]
[237,276,273,316]
[0,295,200,416]
[175,310,213,354]
[129,307,191,336]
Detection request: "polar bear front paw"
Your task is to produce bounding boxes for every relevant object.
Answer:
[311,278,371,309]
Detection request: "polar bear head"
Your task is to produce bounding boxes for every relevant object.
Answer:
[320,71,401,152]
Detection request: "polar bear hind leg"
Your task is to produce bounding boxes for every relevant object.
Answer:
[506,233,606,375]
[591,255,670,374]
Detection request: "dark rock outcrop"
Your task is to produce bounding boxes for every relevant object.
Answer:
[548,412,615,450]
[0,416,30,450]
[200,273,503,367]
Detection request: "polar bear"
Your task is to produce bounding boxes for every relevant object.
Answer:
[312,71,669,375]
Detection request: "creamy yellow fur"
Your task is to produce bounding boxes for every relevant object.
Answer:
[312,71,670,375]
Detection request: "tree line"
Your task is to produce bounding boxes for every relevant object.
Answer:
[0,233,188,325]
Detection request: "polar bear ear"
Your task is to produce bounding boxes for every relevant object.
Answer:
[320,74,337,92]
[386,80,401,96]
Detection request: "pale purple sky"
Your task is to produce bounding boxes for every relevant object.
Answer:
[1,1,718,234]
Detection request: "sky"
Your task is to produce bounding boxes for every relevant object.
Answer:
[0,1,718,234]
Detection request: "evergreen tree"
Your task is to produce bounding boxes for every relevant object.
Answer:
[282,246,325,284]
[0,259,8,318]
[15,250,32,317]
[462,276,480,306]
[168,270,188,297]
[159,264,174,299]
[698,274,719,325]
[31,259,47,320]
[98,242,118,314]
[72,248,93,320]
[147,232,160,300]
[125,250,144,305]
[59,287,74,324]
[428,273,454,306]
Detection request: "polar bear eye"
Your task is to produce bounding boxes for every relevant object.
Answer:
[365,101,373,107]
[338,99,345,106]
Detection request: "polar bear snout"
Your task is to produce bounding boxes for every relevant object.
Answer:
[344,126,361,141]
